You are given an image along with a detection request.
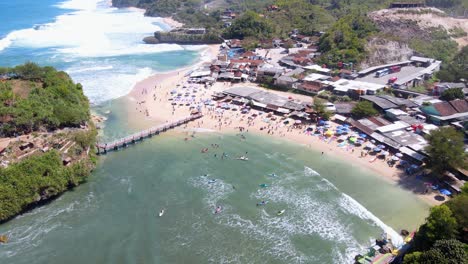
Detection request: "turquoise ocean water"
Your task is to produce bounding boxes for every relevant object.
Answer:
[0,1,430,263]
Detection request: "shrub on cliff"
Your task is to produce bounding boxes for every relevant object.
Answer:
[0,63,90,136]
[0,150,94,222]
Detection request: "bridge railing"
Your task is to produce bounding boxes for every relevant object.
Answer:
[96,114,202,152]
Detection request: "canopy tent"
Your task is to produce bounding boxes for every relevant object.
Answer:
[439,189,452,196]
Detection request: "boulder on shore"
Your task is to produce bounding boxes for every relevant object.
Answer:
[143,36,160,44]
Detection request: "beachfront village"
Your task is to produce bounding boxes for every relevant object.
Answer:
[120,14,468,263]
[154,31,467,201]
[0,1,467,263]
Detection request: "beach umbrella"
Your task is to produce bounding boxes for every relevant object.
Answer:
[359,133,367,138]
[318,120,326,126]
[377,145,386,149]
[349,137,357,143]
[170,90,177,94]
[392,156,400,161]
[395,153,403,158]
[370,139,376,144]
[325,130,334,137]
[439,189,452,196]
[373,147,381,152]
[295,120,302,124]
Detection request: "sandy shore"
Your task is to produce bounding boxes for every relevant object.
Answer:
[121,44,441,207]
[162,17,184,29]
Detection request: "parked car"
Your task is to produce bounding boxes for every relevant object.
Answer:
[325,102,336,112]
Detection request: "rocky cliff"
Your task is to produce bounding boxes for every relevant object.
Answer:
[361,37,414,69]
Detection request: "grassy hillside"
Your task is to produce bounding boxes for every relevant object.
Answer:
[0,63,90,137]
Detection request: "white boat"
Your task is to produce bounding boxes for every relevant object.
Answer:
[159,209,165,217]
[236,156,249,161]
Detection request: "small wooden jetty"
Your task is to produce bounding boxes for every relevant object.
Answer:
[96,113,202,154]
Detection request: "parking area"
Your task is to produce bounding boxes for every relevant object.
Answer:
[357,65,422,85]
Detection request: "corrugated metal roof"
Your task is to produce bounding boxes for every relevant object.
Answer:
[449,99,468,113]
[433,102,458,116]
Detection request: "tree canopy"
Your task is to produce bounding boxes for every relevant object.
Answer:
[223,11,273,39]
[412,205,459,251]
[351,101,378,118]
[318,13,377,67]
[437,46,468,82]
[424,127,466,175]
[313,97,332,120]
[440,88,465,101]
[405,239,468,264]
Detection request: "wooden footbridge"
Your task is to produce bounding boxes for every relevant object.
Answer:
[96,113,203,154]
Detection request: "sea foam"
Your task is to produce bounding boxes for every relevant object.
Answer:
[0,0,194,104]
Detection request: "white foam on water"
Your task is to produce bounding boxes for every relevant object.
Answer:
[0,191,98,258]
[189,175,235,209]
[339,193,404,248]
[0,0,199,104]
[304,166,320,176]
[0,0,177,57]
[66,65,114,73]
[72,66,155,104]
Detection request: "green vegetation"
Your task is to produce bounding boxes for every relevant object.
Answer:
[408,85,428,94]
[405,185,468,263]
[405,239,468,264]
[153,31,222,44]
[0,150,94,222]
[449,27,467,38]
[267,0,335,37]
[351,101,378,118]
[0,62,90,137]
[0,63,96,223]
[440,88,465,101]
[424,127,466,175]
[313,97,332,120]
[437,46,468,82]
[409,27,458,63]
[223,11,273,39]
[318,13,377,67]
[412,205,459,251]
